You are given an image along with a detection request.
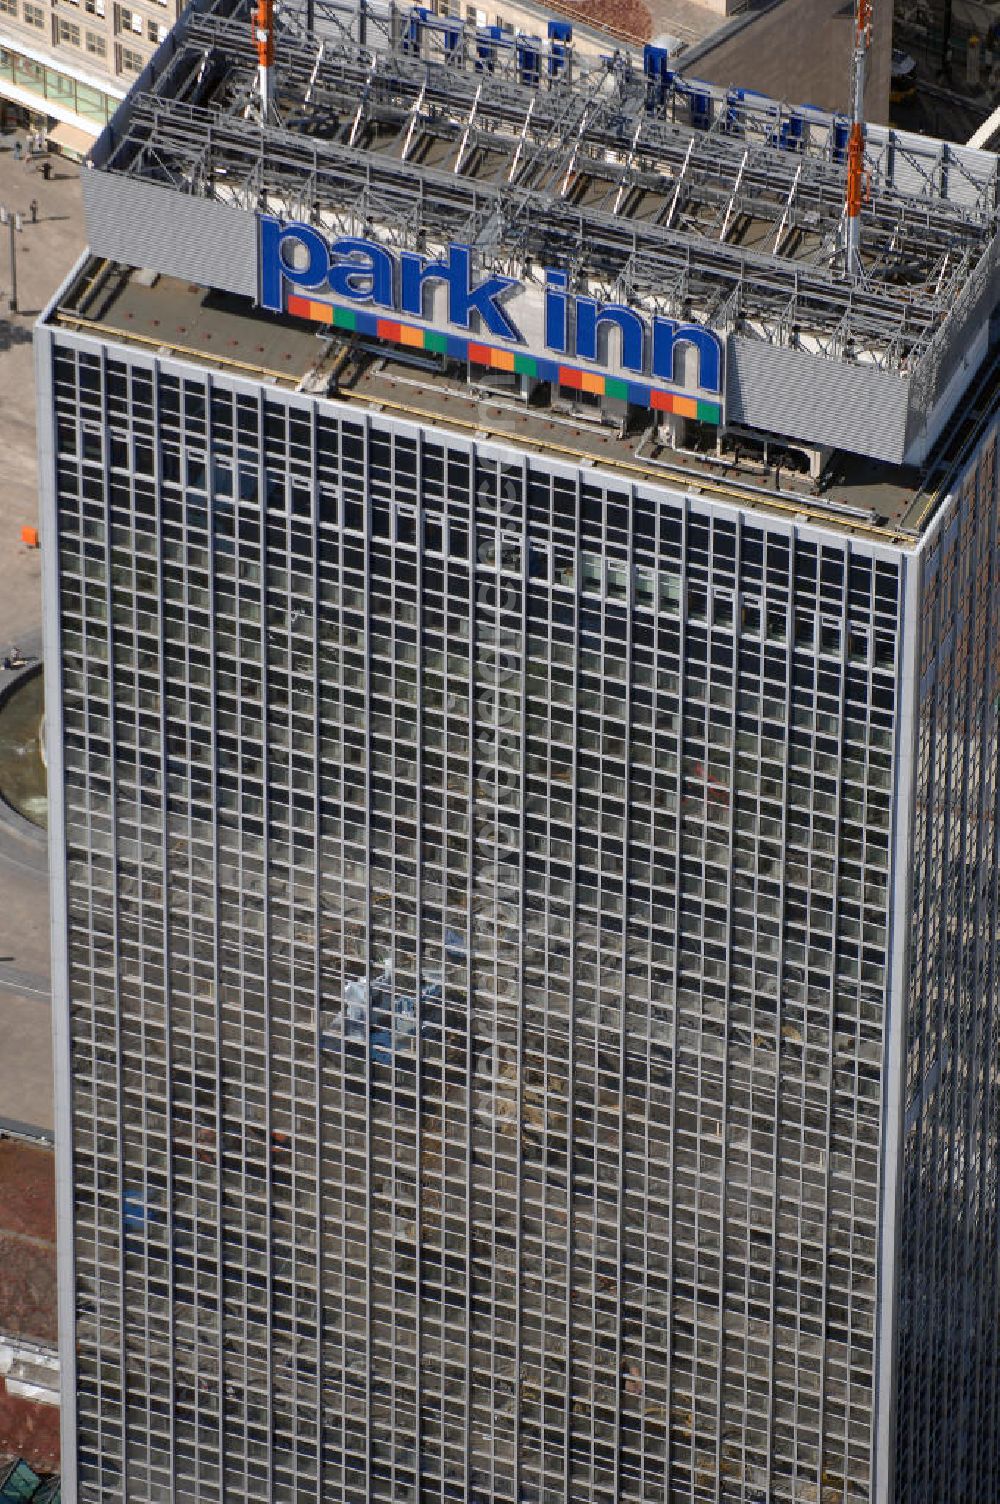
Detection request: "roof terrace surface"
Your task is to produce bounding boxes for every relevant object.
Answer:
[50,257,995,546]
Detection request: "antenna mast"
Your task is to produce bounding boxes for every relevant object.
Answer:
[844,0,872,278]
[253,0,275,120]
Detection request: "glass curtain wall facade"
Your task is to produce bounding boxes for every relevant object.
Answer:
[895,421,1000,1504]
[41,331,908,1504]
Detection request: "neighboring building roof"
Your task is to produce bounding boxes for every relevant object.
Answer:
[681,0,892,121]
[476,0,892,120]
[0,1394,59,1479]
[556,0,652,43]
[0,1141,56,1350]
[0,1142,59,1478]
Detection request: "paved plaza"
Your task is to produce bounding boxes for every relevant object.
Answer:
[0,141,86,1132]
[0,132,86,1476]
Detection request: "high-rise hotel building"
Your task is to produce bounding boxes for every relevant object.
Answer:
[36,4,1000,1502]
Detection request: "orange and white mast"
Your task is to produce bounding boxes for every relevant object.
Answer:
[253,0,275,119]
[844,0,872,278]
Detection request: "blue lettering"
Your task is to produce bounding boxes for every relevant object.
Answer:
[400,250,451,320]
[259,216,329,312]
[258,216,724,403]
[450,246,523,341]
[574,298,645,374]
[401,244,523,342]
[328,237,394,307]
[652,318,723,394]
[544,269,569,355]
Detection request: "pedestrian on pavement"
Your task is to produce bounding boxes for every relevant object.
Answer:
[40,159,52,181]
[12,140,20,162]
[28,198,37,224]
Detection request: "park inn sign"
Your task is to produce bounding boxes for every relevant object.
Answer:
[258,215,726,424]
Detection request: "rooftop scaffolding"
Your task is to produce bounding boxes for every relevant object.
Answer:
[78,0,1000,464]
[91,0,1000,368]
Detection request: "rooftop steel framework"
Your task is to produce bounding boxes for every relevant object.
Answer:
[93,0,1000,381]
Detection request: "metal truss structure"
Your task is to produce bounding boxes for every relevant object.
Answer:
[97,0,1000,377]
